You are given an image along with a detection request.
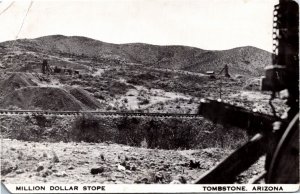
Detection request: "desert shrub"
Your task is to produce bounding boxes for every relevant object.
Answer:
[70,113,113,142]
[144,119,159,148]
[141,119,195,149]
[3,116,47,141]
[159,119,193,149]
[106,105,113,111]
[7,105,21,110]
[123,98,128,103]
[9,123,37,141]
[188,98,194,104]
[190,121,248,149]
[116,117,144,146]
[1,114,248,149]
[28,115,48,127]
[138,98,150,105]
[127,78,140,85]
[0,115,71,142]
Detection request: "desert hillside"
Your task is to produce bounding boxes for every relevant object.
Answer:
[0,35,282,185]
[0,35,271,76]
[0,35,281,113]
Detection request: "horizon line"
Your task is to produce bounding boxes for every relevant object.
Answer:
[0,34,272,53]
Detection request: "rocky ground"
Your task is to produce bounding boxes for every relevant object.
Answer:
[1,139,265,184]
[0,35,277,185]
[0,35,278,114]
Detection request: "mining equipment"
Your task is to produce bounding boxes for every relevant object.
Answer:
[218,64,230,78]
[195,0,299,183]
[205,71,216,79]
[41,62,81,76]
[41,59,52,74]
[217,64,231,98]
[206,64,230,78]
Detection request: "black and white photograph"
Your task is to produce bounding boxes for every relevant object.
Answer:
[0,0,298,192]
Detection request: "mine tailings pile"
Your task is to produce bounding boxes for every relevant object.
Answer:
[0,73,103,111]
[0,72,37,97]
[69,87,103,109]
[0,86,86,111]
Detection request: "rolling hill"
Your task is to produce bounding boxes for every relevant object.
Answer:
[0,35,272,76]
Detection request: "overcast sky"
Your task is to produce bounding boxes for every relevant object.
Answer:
[0,0,277,51]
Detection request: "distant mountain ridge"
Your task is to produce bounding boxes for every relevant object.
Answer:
[0,35,272,76]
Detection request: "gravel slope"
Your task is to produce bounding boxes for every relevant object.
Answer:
[1,139,264,184]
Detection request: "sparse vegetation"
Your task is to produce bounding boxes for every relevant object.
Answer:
[0,35,274,184]
[70,114,115,143]
[0,115,60,141]
[1,115,248,150]
[138,98,150,105]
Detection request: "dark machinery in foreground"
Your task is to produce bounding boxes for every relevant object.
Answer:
[195,0,299,183]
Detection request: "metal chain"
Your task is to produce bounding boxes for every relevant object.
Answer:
[272,4,280,65]
[268,4,281,119]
